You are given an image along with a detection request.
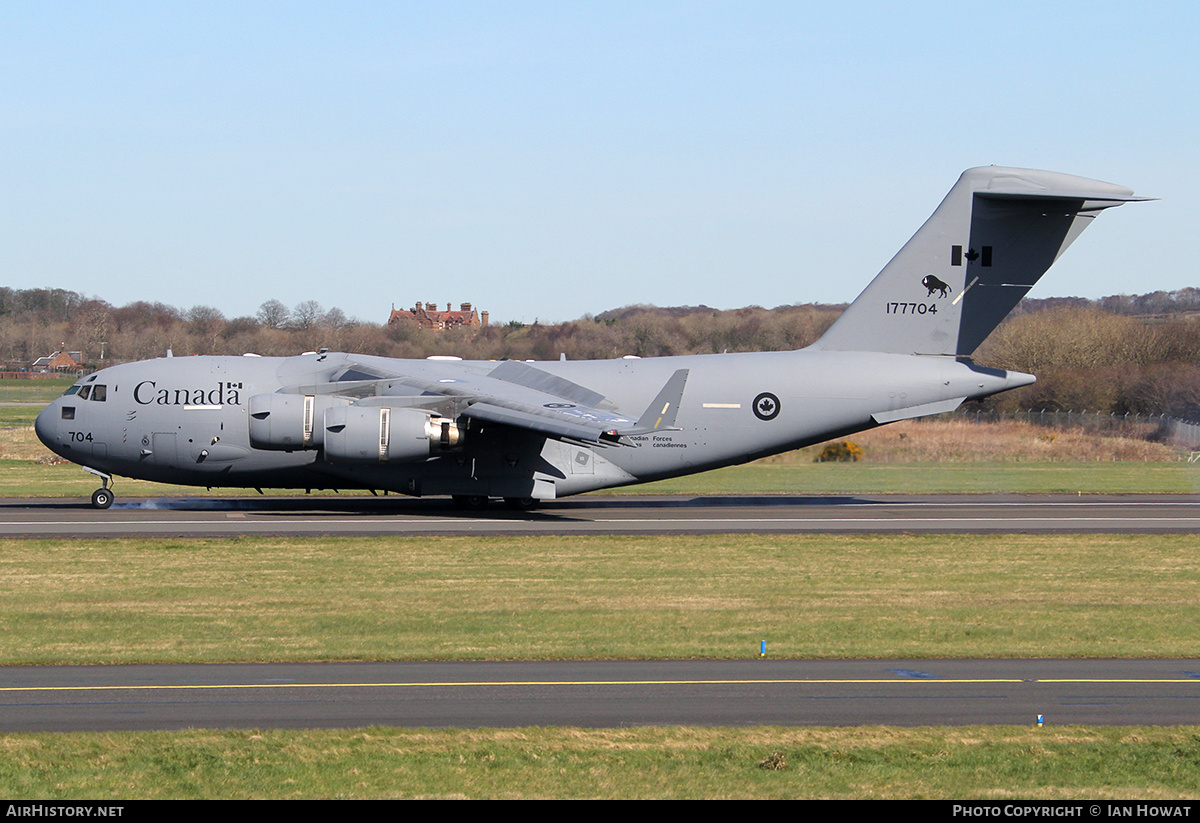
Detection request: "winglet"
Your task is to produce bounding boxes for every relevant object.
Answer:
[623,369,689,435]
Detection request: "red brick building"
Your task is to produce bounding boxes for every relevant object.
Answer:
[388,302,489,332]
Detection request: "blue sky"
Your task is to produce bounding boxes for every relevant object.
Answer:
[2,2,1195,324]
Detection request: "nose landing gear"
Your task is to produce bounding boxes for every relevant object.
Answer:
[83,467,114,509]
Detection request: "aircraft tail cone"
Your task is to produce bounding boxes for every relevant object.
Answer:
[1007,370,1036,390]
[966,367,1035,402]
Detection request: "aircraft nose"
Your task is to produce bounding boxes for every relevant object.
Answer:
[34,402,57,450]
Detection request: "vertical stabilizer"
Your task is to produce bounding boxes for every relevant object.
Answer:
[815,166,1144,356]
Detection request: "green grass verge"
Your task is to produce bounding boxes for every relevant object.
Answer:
[633,460,1200,495]
[3,725,1199,799]
[2,534,1198,664]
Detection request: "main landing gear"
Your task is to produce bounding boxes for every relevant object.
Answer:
[84,467,114,509]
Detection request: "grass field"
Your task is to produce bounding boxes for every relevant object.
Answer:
[3,533,1197,664]
[4,725,1200,799]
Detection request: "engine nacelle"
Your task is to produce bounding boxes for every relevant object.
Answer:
[248,394,351,451]
[322,406,465,464]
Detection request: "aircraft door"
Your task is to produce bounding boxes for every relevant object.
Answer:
[149,432,180,469]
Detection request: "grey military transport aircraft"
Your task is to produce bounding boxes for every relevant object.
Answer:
[36,166,1145,510]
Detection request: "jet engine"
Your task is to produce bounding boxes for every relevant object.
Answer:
[322,406,465,463]
[248,393,351,451]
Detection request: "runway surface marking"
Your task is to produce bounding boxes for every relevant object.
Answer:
[5,677,1199,693]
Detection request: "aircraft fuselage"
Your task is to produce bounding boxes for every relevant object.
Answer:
[35,348,1029,501]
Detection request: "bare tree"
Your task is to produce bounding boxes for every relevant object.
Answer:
[256,299,291,329]
[322,306,348,330]
[291,300,323,331]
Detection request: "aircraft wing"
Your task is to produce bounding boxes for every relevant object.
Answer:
[328,359,689,444]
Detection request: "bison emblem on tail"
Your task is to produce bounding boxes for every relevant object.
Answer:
[922,275,951,297]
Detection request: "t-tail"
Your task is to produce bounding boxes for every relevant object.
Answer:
[815,166,1148,357]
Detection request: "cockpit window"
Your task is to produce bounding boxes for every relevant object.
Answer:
[91,385,107,402]
[62,385,80,397]
[77,385,91,400]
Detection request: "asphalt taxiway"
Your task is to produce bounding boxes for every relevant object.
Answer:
[3,659,1199,732]
[0,493,1197,537]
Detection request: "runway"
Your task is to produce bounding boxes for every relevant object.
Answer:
[3,659,1199,732]
[0,493,1198,537]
